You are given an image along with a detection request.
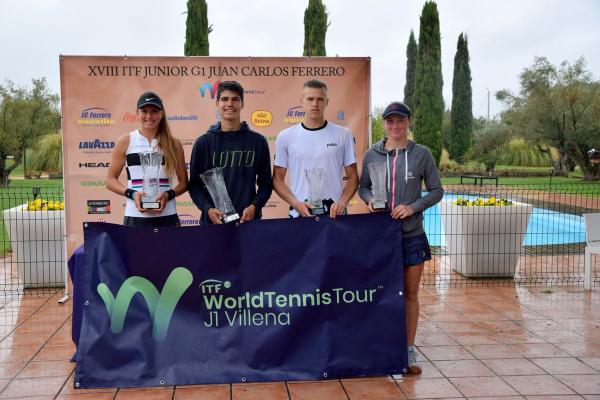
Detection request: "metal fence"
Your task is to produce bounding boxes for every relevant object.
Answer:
[424,183,600,287]
[0,184,598,297]
[1,187,66,297]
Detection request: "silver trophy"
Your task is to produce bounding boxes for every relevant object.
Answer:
[200,167,240,223]
[368,162,389,211]
[140,152,163,209]
[305,168,325,215]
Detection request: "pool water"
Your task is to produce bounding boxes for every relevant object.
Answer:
[423,194,585,246]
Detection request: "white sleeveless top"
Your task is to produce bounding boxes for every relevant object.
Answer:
[125,130,177,218]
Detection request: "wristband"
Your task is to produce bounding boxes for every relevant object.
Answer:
[166,189,176,200]
[125,188,137,200]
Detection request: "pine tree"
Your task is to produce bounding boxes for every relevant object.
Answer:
[448,33,473,163]
[403,30,418,111]
[413,1,444,164]
[303,0,328,56]
[184,0,211,56]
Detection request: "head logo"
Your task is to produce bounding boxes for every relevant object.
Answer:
[78,107,115,126]
[251,110,272,127]
[198,81,220,99]
[283,106,305,124]
[97,267,193,341]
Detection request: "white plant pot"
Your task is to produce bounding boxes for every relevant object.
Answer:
[2,204,65,288]
[441,199,533,278]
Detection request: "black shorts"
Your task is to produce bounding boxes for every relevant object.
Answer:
[123,214,180,228]
[403,233,432,267]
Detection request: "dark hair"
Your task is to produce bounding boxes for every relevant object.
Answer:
[217,81,244,102]
[303,79,328,94]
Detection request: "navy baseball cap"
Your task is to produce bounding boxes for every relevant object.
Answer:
[382,102,411,119]
[137,92,164,109]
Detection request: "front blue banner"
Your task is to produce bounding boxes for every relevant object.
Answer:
[75,213,407,388]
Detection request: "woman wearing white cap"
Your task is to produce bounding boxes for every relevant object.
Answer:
[359,101,443,374]
[107,91,188,227]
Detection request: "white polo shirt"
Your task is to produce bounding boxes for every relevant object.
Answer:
[274,121,356,215]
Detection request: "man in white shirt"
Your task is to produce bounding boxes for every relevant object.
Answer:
[273,79,359,218]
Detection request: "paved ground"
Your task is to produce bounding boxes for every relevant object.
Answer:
[0,285,598,399]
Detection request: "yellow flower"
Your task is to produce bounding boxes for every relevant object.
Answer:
[25,198,64,211]
[453,197,513,207]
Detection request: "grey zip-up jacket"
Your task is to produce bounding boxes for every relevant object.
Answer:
[358,139,443,237]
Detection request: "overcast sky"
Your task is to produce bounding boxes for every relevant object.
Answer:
[1,0,599,117]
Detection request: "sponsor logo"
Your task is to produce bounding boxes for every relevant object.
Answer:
[123,112,138,123]
[337,111,345,121]
[198,81,220,99]
[283,106,305,124]
[178,213,200,226]
[78,107,115,126]
[251,110,272,127]
[97,267,193,341]
[264,135,277,142]
[81,180,106,187]
[79,162,110,168]
[181,139,195,146]
[123,113,199,123]
[97,266,381,338]
[167,114,198,122]
[197,81,265,99]
[176,201,194,207]
[87,200,111,214]
[79,139,115,152]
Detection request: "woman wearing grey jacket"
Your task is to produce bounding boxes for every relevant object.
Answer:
[359,102,443,375]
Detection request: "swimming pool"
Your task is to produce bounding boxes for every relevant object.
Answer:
[424,194,585,246]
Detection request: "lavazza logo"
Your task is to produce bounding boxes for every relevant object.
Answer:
[97,267,382,341]
[78,107,115,126]
[79,139,115,153]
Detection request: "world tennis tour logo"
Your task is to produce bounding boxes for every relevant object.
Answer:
[96,267,193,341]
[197,81,220,99]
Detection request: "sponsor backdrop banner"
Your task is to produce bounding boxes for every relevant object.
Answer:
[60,56,371,256]
[75,213,407,388]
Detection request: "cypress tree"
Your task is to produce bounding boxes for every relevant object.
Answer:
[303,0,328,56]
[184,0,211,56]
[413,1,444,165]
[403,30,418,111]
[448,33,473,163]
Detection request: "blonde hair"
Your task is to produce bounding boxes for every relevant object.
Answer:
[155,110,178,178]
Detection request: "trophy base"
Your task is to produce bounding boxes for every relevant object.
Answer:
[372,201,388,211]
[310,207,326,216]
[141,201,161,209]
[221,213,240,224]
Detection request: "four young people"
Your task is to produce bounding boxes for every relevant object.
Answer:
[106,80,443,374]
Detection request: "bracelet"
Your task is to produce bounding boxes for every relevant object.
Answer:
[166,189,176,200]
[124,188,137,200]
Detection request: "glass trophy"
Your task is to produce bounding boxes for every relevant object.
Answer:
[140,152,163,209]
[368,162,389,211]
[305,168,325,215]
[200,167,240,223]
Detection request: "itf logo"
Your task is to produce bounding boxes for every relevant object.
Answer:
[198,81,220,99]
[96,267,193,341]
